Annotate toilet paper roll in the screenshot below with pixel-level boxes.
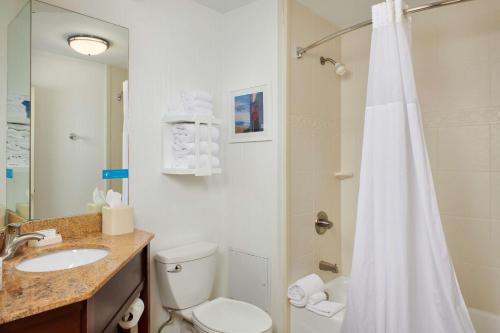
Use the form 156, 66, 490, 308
118, 298, 145, 329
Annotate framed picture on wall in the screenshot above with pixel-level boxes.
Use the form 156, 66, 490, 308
229, 84, 272, 143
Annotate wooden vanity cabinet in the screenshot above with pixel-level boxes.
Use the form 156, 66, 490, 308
0, 245, 150, 333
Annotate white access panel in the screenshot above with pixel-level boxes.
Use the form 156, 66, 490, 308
228, 248, 270, 313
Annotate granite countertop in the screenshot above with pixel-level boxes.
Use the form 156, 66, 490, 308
0, 229, 154, 324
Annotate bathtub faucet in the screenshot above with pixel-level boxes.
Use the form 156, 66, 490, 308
319, 261, 339, 274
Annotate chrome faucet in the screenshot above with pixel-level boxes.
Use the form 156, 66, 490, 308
1, 223, 45, 260
319, 260, 339, 274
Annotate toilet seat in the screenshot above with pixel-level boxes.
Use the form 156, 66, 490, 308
192, 297, 272, 333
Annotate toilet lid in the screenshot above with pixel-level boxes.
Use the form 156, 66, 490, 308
193, 298, 272, 333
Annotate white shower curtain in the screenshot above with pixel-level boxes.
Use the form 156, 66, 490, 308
341, 1, 475, 332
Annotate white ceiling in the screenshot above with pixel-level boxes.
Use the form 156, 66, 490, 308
297, 0, 432, 27
192, 0, 257, 13
31, 1, 128, 69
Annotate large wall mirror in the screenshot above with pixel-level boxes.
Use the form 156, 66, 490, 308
3, 1, 129, 225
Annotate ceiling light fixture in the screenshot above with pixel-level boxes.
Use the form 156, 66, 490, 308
67, 35, 109, 56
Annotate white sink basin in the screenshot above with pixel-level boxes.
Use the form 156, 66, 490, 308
16, 248, 110, 272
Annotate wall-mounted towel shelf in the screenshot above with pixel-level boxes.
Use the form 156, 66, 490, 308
162, 114, 222, 176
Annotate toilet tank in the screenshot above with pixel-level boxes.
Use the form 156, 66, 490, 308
155, 242, 218, 310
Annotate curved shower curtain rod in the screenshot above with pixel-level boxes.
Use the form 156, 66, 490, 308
296, 0, 476, 58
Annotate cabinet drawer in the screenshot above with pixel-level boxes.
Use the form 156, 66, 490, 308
0, 303, 84, 333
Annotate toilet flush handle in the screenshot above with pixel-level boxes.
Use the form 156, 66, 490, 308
167, 264, 183, 273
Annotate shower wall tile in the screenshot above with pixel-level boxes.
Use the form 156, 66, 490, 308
290, 122, 313, 174
415, 65, 441, 112
489, 62, 500, 106
313, 173, 338, 215
442, 216, 492, 266
487, 0, 500, 62
436, 171, 490, 219
288, 0, 341, 283
312, 123, 337, 174
435, 0, 490, 66
290, 253, 315, 283
411, 14, 439, 71
435, 61, 490, 110
455, 263, 498, 313
290, 213, 316, 259
290, 57, 313, 116
438, 125, 490, 172
441, 218, 462, 263
423, 127, 438, 171
493, 269, 500, 315
491, 223, 500, 268
290, 172, 314, 215
313, 66, 340, 121
422, 107, 500, 128
492, 125, 500, 171
492, 172, 500, 219
340, 222, 355, 275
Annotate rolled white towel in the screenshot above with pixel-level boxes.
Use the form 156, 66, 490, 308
168, 100, 213, 116
173, 154, 220, 169
173, 124, 220, 143
173, 142, 220, 155
288, 274, 324, 307
307, 292, 327, 306
183, 106, 213, 116
181, 90, 213, 103
306, 301, 344, 318
184, 100, 213, 110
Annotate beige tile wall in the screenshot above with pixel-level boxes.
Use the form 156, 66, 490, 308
288, 0, 342, 283
340, 0, 500, 314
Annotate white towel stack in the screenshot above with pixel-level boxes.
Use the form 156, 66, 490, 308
173, 155, 220, 169
181, 90, 213, 115
7, 93, 29, 120
173, 142, 220, 155
288, 274, 324, 307
171, 123, 220, 169
306, 297, 344, 318
172, 124, 219, 143
7, 124, 29, 167
169, 90, 214, 116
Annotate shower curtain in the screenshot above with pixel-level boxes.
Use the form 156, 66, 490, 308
341, 1, 475, 332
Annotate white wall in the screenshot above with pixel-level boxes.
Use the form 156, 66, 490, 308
36, 0, 284, 332
32, 50, 107, 219
27, 1, 225, 330
0, 0, 28, 209
220, 0, 284, 331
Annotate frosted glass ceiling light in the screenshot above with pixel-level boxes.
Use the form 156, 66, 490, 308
67, 35, 109, 56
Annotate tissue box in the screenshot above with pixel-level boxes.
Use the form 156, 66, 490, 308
102, 206, 134, 236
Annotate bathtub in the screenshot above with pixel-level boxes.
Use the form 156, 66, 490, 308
290, 276, 500, 333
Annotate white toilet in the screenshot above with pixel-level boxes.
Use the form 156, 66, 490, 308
155, 242, 273, 333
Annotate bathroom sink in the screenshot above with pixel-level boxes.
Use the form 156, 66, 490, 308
16, 248, 110, 272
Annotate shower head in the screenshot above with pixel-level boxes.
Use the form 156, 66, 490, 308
320, 56, 347, 76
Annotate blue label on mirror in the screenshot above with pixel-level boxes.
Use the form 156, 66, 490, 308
102, 169, 128, 179
6, 168, 13, 179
